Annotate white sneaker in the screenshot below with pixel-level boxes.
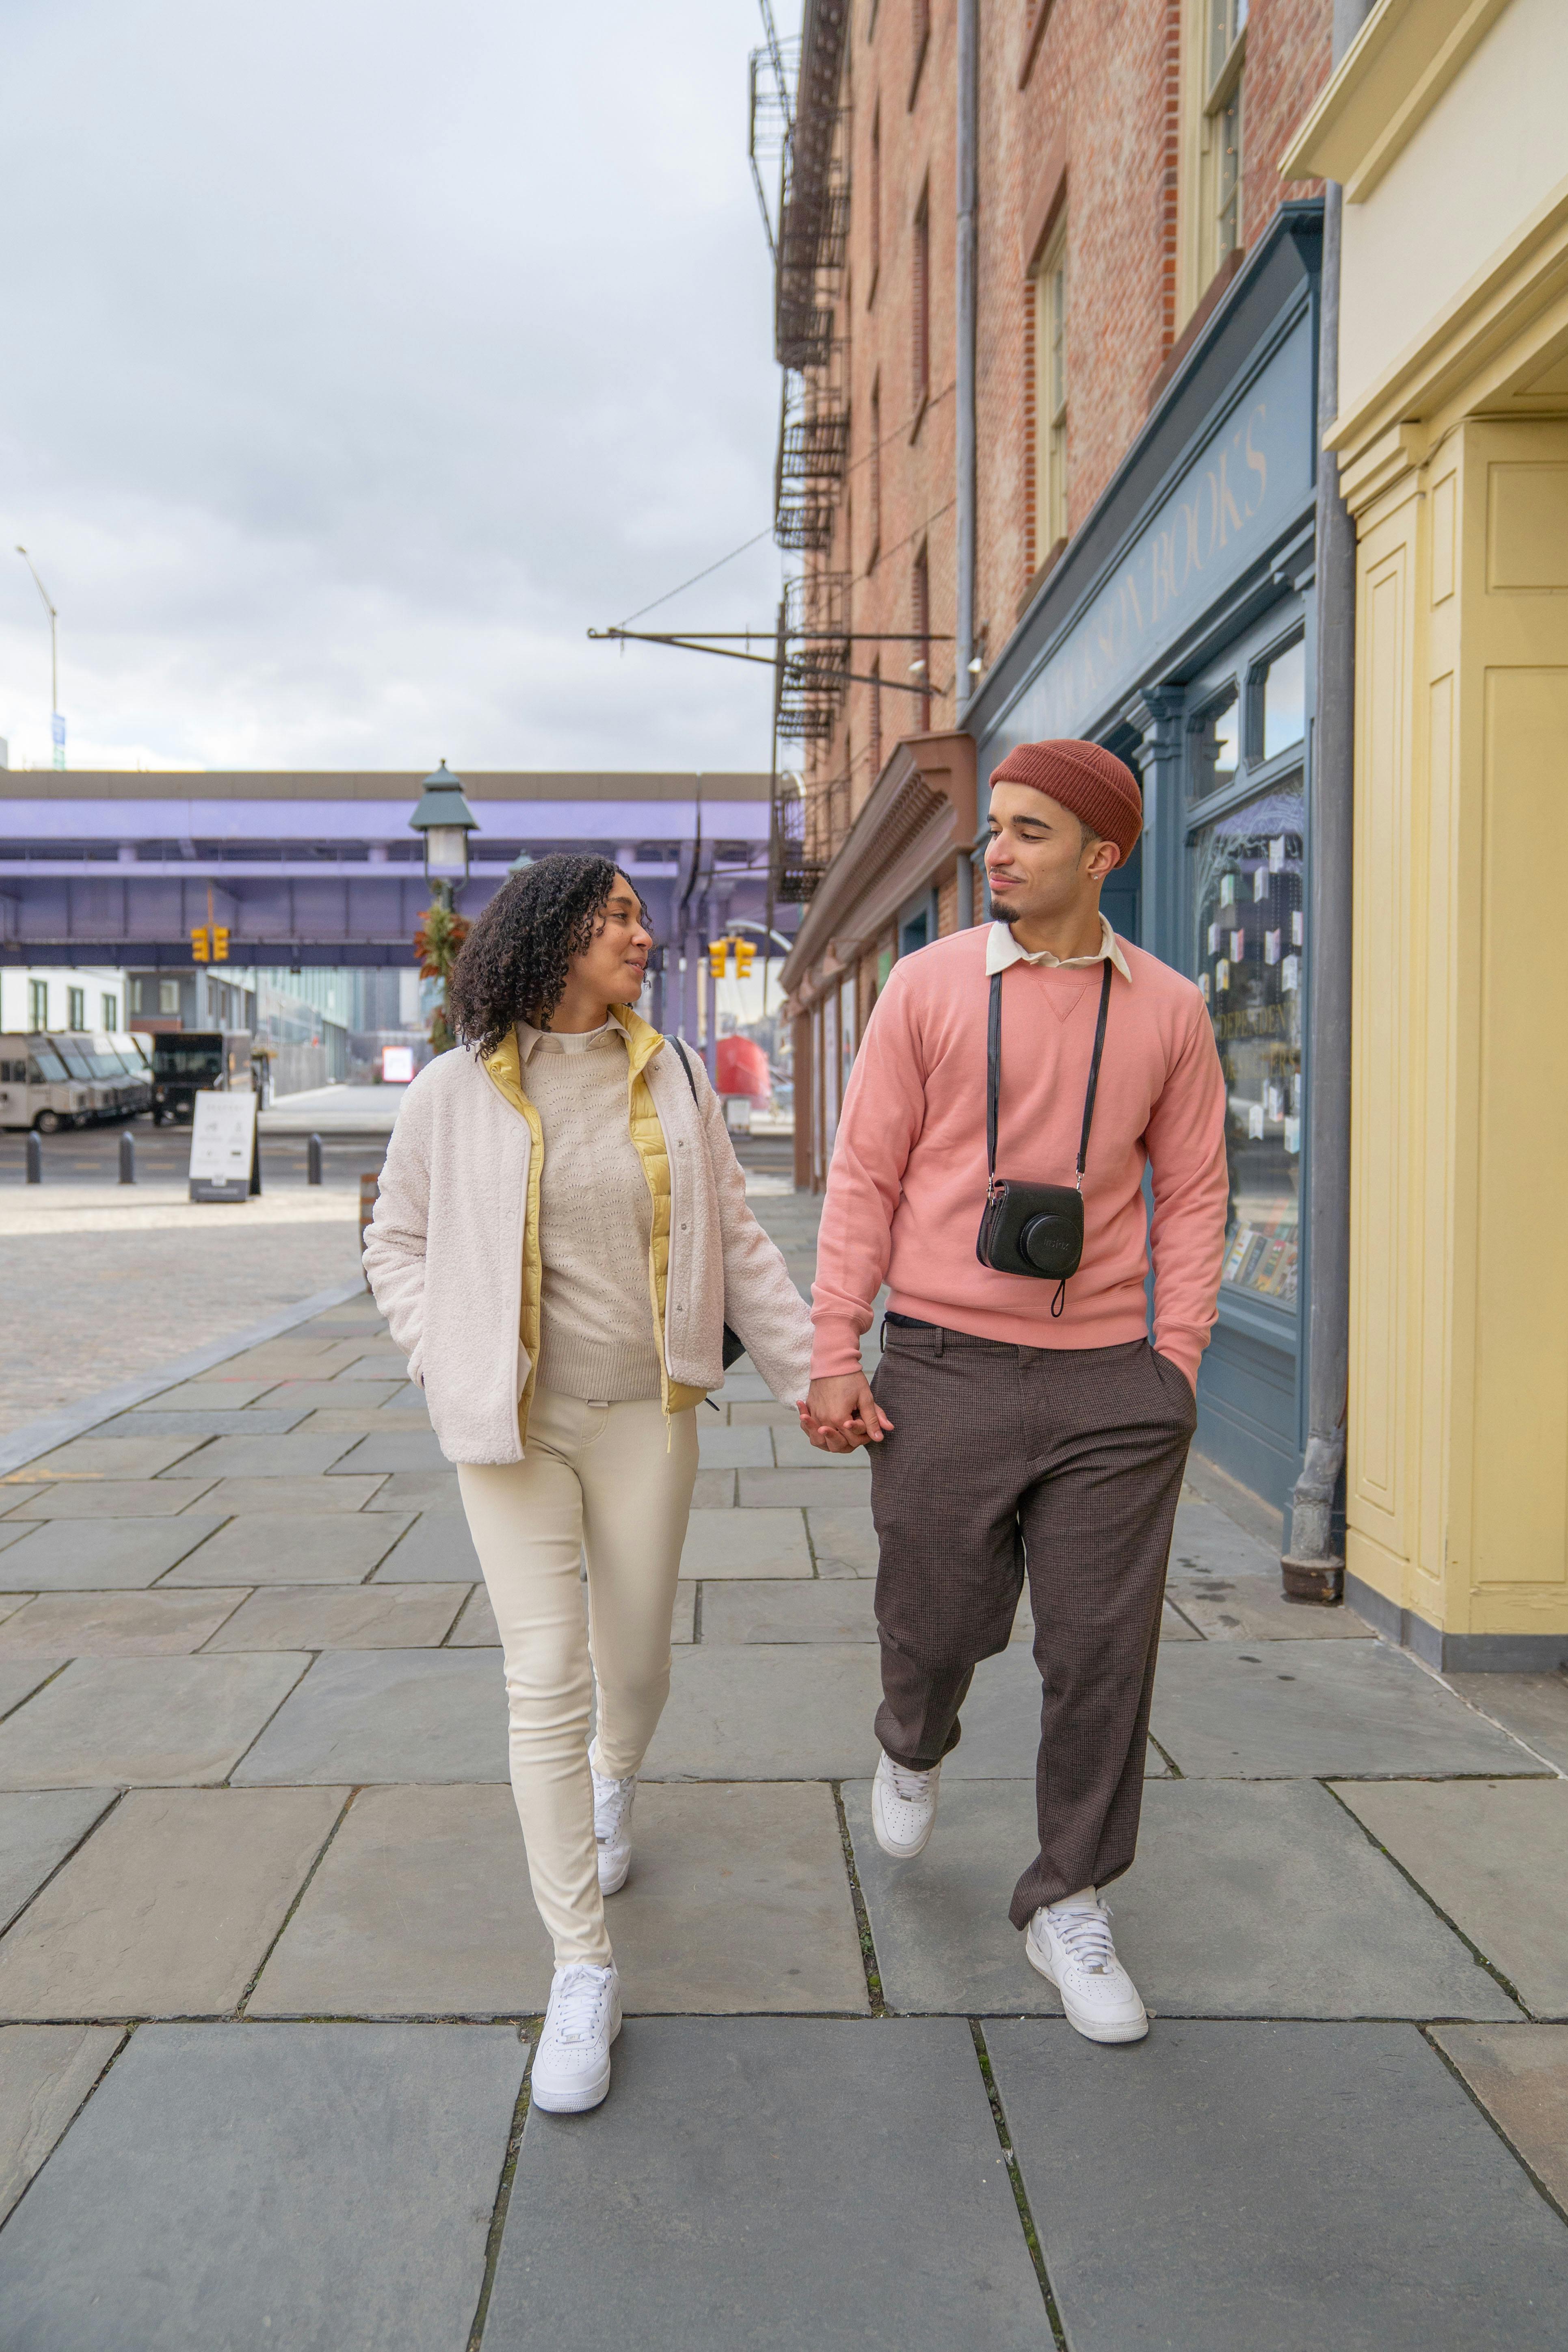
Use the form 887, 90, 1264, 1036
530, 1961, 622, 2114
1025, 1895, 1148, 2044
592, 1764, 636, 1895
871, 1750, 941, 1859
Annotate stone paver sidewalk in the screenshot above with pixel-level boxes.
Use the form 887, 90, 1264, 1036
0, 1185, 1565, 2347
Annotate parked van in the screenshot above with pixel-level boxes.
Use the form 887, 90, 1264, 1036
46, 1035, 123, 1125
150, 1031, 252, 1123
85, 1033, 152, 1119
0, 1037, 92, 1132
112, 1034, 154, 1116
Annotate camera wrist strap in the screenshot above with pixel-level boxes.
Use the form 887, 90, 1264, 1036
986, 955, 1114, 1193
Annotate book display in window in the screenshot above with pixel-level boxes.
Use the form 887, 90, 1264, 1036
1192, 784, 1304, 1309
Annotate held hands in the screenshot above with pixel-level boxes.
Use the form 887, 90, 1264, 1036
798, 1373, 895, 1454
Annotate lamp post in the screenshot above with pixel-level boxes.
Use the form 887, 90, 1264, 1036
409, 761, 478, 1056
15, 547, 63, 770
407, 759, 478, 908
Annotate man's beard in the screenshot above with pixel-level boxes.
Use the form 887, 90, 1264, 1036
995, 904, 1021, 926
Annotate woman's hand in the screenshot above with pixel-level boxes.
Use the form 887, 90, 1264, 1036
797, 1400, 860, 1453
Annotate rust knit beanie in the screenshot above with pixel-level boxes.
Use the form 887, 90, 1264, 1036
988, 738, 1143, 867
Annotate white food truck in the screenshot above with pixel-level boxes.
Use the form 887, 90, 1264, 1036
0, 1032, 154, 1131
0, 1037, 94, 1132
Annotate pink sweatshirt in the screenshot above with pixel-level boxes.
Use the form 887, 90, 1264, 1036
811, 926, 1230, 1389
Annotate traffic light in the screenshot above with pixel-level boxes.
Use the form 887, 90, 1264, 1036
212, 926, 231, 962
191, 926, 210, 962
733, 939, 756, 981
707, 938, 729, 980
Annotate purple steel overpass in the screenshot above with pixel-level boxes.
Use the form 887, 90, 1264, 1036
0, 772, 789, 986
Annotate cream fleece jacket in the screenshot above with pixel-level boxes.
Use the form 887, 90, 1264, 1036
364, 1030, 814, 1465
811, 925, 1229, 1388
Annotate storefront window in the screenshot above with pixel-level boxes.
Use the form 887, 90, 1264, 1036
1189, 688, 1240, 799
1261, 638, 1305, 760
1192, 783, 1305, 1309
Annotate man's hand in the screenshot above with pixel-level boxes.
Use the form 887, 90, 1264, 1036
802, 1372, 894, 1450
796, 1402, 858, 1453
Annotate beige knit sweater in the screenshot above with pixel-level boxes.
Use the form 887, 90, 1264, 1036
524, 1020, 662, 1402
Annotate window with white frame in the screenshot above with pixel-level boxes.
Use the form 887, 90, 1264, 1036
1200, 0, 1246, 279
1034, 216, 1068, 555
911, 184, 931, 413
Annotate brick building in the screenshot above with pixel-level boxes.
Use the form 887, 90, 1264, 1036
770, 0, 1341, 1519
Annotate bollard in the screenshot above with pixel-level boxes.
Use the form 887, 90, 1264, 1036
119, 1130, 136, 1186
25, 1132, 42, 1184
307, 1132, 323, 1186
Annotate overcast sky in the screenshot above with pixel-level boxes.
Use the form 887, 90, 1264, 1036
0, 0, 795, 775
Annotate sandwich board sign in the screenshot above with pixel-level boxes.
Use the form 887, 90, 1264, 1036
189, 1091, 260, 1203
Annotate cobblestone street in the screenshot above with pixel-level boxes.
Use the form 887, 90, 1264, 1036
0, 1127, 376, 1435
0, 1188, 1564, 2348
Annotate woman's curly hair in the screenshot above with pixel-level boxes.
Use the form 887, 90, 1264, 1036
448, 853, 643, 1057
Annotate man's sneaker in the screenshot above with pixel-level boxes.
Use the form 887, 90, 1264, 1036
591, 1765, 636, 1895
530, 1962, 622, 2113
1025, 1896, 1148, 2044
871, 1750, 941, 1859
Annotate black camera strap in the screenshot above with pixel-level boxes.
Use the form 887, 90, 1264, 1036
986, 955, 1114, 1194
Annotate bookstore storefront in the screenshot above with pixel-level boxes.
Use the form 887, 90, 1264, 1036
967, 206, 1324, 1515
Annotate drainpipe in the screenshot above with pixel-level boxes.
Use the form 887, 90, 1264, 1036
1281, 0, 1373, 1607
954, 0, 978, 713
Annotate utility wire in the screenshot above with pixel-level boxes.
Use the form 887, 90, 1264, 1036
616, 527, 775, 629
611, 382, 956, 631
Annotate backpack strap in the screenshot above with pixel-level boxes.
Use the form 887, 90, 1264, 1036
671, 1036, 699, 1103
667, 1037, 746, 1382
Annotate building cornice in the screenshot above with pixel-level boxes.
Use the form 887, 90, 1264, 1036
1279, 0, 1511, 202
1327, 175, 1568, 508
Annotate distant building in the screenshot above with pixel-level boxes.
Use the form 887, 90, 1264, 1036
0, 962, 129, 1037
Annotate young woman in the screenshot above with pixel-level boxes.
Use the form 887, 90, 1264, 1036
364, 855, 812, 2114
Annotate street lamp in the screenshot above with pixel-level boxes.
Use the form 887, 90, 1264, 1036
408, 759, 478, 902
15, 547, 63, 771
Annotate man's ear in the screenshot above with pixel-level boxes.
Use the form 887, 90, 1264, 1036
1086, 837, 1121, 884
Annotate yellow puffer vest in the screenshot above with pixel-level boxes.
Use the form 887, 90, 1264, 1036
480, 1006, 709, 1443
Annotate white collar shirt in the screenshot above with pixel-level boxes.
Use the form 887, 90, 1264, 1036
983, 913, 1132, 983
515, 1016, 622, 1065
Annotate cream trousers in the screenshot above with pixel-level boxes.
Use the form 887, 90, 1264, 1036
457, 1386, 699, 1967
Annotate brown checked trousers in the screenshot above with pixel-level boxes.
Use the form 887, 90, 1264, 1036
867, 1319, 1197, 1927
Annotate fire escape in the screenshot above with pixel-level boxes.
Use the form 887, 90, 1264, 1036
586, 2, 944, 923
752, 0, 852, 900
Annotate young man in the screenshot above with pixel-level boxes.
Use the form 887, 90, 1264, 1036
804, 738, 1228, 2043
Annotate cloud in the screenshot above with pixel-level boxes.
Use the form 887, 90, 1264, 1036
0, 0, 791, 772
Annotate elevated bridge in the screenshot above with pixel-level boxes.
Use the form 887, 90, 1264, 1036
0, 770, 785, 970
